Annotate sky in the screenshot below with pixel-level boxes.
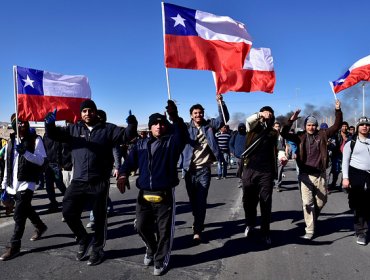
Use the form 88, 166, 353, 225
1, 0, 370, 128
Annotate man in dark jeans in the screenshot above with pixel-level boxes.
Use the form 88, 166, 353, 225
0, 114, 48, 261
45, 99, 137, 266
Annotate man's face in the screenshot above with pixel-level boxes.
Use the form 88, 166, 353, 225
220, 125, 227, 133
17, 121, 28, 137
81, 108, 97, 125
150, 122, 167, 138
349, 127, 355, 134
341, 124, 348, 133
305, 123, 317, 135
357, 123, 370, 135
191, 109, 204, 125
273, 123, 281, 131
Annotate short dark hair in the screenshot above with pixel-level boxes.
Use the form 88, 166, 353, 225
189, 104, 204, 114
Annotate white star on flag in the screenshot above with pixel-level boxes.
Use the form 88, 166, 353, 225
171, 14, 186, 27
22, 75, 35, 88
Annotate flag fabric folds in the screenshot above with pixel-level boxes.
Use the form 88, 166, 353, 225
330, 54, 370, 93
16, 66, 91, 122
215, 47, 275, 94
162, 2, 252, 72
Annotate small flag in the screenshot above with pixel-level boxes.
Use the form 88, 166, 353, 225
15, 66, 91, 122
215, 47, 275, 94
162, 3, 252, 72
330, 55, 370, 93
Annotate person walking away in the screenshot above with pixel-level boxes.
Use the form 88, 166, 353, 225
273, 121, 288, 192
229, 123, 247, 188
215, 124, 231, 179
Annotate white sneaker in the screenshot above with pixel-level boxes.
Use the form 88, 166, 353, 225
244, 226, 253, 237
153, 266, 165, 276
143, 254, 153, 266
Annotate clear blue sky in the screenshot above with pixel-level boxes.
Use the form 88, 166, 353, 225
1, 0, 370, 128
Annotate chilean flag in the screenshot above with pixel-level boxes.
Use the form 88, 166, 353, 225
16, 66, 91, 122
215, 47, 275, 94
330, 54, 370, 93
162, 3, 252, 72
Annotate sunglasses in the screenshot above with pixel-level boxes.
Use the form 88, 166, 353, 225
359, 123, 370, 127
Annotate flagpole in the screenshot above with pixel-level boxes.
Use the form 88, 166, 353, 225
161, 2, 171, 100
12, 66, 20, 142
362, 82, 366, 116
211, 72, 227, 124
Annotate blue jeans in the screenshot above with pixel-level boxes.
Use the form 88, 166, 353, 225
217, 152, 229, 178
184, 166, 211, 234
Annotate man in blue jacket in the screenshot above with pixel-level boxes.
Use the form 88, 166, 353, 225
44, 99, 137, 266
182, 94, 229, 242
117, 100, 188, 276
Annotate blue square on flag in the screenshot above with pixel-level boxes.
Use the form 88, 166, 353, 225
164, 3, 197, 36
17, 66, 44, 96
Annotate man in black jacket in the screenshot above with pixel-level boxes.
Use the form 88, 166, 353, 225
117, 100, 188, 276
45, 99, 137, 266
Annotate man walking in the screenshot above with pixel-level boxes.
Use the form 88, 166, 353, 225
44, 99, 137, 266
182, 94, 229, 242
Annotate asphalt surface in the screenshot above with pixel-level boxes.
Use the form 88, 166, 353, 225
1, 161, 370, 280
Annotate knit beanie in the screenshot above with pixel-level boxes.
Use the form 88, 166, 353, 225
259, 106, 274, 115
304, 116, 318, 126
148, 113, 168, 128
80, 99, 97, 112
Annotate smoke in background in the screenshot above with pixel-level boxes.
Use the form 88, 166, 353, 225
227, 82, 369, 131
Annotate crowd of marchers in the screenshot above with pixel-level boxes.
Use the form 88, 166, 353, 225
1, 96, 370, 276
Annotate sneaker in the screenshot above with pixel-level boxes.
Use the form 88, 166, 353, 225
86, 222, 95, 229
0, 247, 20, 261
215, 177, 221, 180
302, 233, 314, 240
30, 224, 48, 241
356, 234, 367, 245
76, 236, 93, 261
61, 217, 66, 222
275, 187, 281, 192
244, 226, 254, 237
193, 233, 201, 242
143, 253, 153, 266
153, 266, 165, 276
87, 248, 104, 266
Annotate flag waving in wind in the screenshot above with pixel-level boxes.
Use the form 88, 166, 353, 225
215, 47, 275, 94
330, 54, 370, 93
15, 66, 91, 122
162, 3, 252, 72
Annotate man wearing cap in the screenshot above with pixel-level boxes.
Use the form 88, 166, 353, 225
117, 100, 188, 276
0, 114, 48, 261
241, 106, 278, 245
44, 99, 137, 266
182, 94, 229, 243
281, 99, 342, 240
342, 116, 370, 245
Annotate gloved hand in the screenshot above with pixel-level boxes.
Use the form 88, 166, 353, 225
16, 143, 26, 155
166, 99, 178, 121
45, 109, 57, 124
126, 110, 138, 125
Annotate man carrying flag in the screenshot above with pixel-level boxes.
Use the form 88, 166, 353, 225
44, 100, 137, 266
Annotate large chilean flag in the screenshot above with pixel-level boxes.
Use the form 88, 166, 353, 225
162, 3, 252, 72
16, 66, 91, 122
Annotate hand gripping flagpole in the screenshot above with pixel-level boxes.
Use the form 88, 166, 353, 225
161, 2, 171, 100
212, 72, 227, 124
12, 66, 20, 142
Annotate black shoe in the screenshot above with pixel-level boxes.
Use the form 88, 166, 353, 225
356, 234, 367, 245
30, 224, 48, 241
87, 248, 104, 266
76, 236, 93, 261
0, 246, 20, 261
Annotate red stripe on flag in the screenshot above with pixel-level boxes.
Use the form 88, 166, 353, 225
17, 95, 87, 122
165, 35, 251, 72
216, 69, 275, 94
333, 64, 370, 93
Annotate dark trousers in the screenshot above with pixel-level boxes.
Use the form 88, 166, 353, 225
62, 179, 109, 250
136, 189, 175, 269
275, 161, 285, 188
10, 189, 45, 248
45, 164, 66, 205
184, 166, 211, 234
348, 166, 370, 236
242, 168, 274, 235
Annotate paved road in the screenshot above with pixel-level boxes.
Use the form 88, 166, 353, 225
1, 161, 369, 280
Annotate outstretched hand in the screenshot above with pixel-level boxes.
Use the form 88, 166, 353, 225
126, 110, 138, 125
290, 109, 301, 122
45, 109, 57, 124
335, 99, 341, 110
166, 99, 178, 121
